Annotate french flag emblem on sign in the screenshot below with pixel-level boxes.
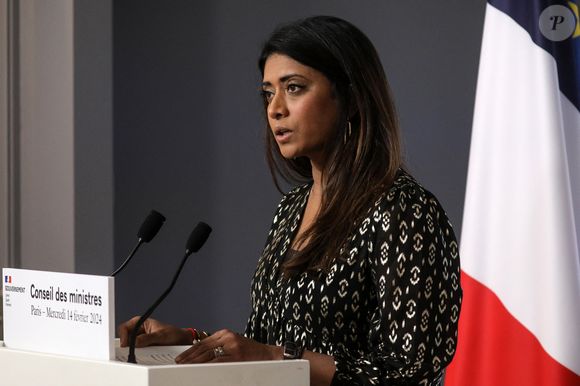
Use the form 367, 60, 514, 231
4, 275, 10, 284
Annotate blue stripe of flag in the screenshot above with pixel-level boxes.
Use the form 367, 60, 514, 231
489, 0, 580, 111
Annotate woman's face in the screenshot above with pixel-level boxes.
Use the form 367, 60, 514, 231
261, 54, 341, 164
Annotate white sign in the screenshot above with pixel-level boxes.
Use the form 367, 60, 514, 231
2, 268, 114, 360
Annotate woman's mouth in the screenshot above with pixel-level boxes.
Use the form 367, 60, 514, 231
274, 128, 293, 142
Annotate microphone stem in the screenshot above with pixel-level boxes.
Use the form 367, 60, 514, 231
111, 239, 143, 277
128, 252, 191, 364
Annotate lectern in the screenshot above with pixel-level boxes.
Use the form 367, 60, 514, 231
0, 341, 309, 386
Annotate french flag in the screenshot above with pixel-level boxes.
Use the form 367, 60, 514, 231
445, 1, 580, 385
4, 275, 11, 284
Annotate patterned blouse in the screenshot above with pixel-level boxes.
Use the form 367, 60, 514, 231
245, 170, 462, 386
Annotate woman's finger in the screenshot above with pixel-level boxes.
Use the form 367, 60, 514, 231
118, 316, 143, 347
176, 344, 216, 364
175, 333, 229, 363
175, 343, 198, 362
134, 330, 166, 348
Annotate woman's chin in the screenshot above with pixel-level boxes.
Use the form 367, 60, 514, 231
278, 147, 301, 160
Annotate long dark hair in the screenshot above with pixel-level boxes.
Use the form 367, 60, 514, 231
259, 16, 403, 275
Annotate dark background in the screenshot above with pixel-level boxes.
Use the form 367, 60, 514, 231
113, 0, 486, 333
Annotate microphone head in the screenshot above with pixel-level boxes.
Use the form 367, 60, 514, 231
185, 222, 212, 255
137, 210, 166, 243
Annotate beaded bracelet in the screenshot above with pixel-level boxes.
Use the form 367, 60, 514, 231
185, 328, 210, 343
185, 328, 198, 342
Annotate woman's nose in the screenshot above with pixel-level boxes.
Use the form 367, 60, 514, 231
268, 92, 288, 120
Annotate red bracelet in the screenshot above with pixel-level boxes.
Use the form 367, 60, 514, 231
185, 328, 198, 342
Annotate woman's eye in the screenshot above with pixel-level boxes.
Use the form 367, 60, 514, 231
261, 90, 274, 103
287, 84, 303, 93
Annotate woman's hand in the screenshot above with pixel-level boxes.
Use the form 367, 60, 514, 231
175, 329, 281, 364
118, 316, 192, 348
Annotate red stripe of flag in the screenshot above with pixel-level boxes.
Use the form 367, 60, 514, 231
446, 271, 580, 386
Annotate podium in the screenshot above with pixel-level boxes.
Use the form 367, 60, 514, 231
0, 341, 310, 386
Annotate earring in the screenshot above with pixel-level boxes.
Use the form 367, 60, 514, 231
343, 120, 352, 144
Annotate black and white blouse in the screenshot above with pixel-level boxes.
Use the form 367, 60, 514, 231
245, 170, 462, 386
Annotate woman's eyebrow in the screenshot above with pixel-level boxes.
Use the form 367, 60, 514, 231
261, 73, 307, 87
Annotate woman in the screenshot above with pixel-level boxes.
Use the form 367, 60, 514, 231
119, 16, 462, 386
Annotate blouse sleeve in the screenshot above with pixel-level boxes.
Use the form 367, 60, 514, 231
331, 184, 462, 385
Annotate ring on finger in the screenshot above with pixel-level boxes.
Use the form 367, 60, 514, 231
213, 346, 225, 358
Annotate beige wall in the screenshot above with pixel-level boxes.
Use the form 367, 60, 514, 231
0, 0, 12, 272
0, 0, 113, 274
18, 0, 76, 272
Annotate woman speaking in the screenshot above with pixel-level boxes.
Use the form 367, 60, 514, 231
119, 16, 462, 386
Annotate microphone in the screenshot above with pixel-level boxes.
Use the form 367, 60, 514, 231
128, 222, 212, 364
110, 210, 166, 277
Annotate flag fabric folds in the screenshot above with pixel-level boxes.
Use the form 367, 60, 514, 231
445, 1, 580, 385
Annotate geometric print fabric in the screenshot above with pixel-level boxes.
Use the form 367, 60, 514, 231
245, 170, 462, 385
